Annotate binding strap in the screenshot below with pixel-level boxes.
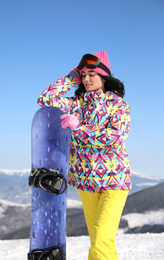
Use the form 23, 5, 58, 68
28, 245, 65, 260
29, 167, 67, 194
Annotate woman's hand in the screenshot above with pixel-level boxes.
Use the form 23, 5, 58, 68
60, 114, 80, 130
69, 67, 81, 84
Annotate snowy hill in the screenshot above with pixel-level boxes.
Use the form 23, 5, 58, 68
0, 198, 85, 240
0, 169, 164, 240
0, 199, 31, 240
0, 170, 30, 204
1, 234, 164, 260
131, 171, 164, 193
0, 169, 163, 204
0, 183, 164, 240
121, 182, 164, 233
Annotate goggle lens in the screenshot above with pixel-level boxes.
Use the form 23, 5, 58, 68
77, 54, 100, 70
86, 60, 97, 65
77, 53, 111, 76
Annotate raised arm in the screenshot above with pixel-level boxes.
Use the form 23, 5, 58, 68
37, 68, 81, 113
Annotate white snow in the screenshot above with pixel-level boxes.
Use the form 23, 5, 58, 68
0, 234, 164, 260
122, 210, 164, 229
0, 199, 30, 208
67, 199, 82, 208
135, 182, 159, 187
0, 199, 29, 218
132, 171, 164, 181
0, 169, 29, 176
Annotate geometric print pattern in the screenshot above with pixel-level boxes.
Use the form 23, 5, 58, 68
37, 74, 132, 192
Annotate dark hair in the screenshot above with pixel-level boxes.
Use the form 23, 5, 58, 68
74, 74, 125, 98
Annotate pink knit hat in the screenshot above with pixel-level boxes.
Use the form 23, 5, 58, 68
79, 50, 111, 76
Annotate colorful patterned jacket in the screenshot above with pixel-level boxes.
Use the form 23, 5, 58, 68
37, 75, 132, 192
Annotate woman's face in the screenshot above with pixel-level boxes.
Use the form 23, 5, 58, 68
81, 69, 105, 93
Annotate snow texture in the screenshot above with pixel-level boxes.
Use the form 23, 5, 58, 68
122, 210, 164, 229
0, 234, 164, 260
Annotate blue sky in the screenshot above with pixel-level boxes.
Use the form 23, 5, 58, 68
0, 0, 164, 178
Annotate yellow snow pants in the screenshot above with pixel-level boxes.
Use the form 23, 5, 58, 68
78, 189, 129, 260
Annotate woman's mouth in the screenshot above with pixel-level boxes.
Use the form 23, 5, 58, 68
85, 84, 92, 88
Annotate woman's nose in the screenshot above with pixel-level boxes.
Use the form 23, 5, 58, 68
84, 75, 89, 82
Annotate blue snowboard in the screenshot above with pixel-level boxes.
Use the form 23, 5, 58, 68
29, 107, 71, 259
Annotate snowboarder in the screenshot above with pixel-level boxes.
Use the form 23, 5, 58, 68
37, 50, 131, 260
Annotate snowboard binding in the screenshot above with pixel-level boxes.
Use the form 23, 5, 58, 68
29, 167, 67, 195
28, 245, 65, 260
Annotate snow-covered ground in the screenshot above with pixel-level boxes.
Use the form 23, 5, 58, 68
0, 233, 164, 260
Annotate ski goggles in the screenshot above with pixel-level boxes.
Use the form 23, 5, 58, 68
77, 54, 111, 75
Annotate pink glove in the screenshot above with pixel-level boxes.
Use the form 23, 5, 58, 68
69, 67, 81, 84
60, 114, 80, 130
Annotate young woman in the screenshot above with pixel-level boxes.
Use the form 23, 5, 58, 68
37, 51, 131, 260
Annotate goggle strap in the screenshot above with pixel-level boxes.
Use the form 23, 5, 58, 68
77, 60, 111, 76
98, 62, 111, 76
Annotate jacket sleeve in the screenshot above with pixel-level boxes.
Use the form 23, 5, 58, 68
37, 75, 77, 113
72, 102, 131, 148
